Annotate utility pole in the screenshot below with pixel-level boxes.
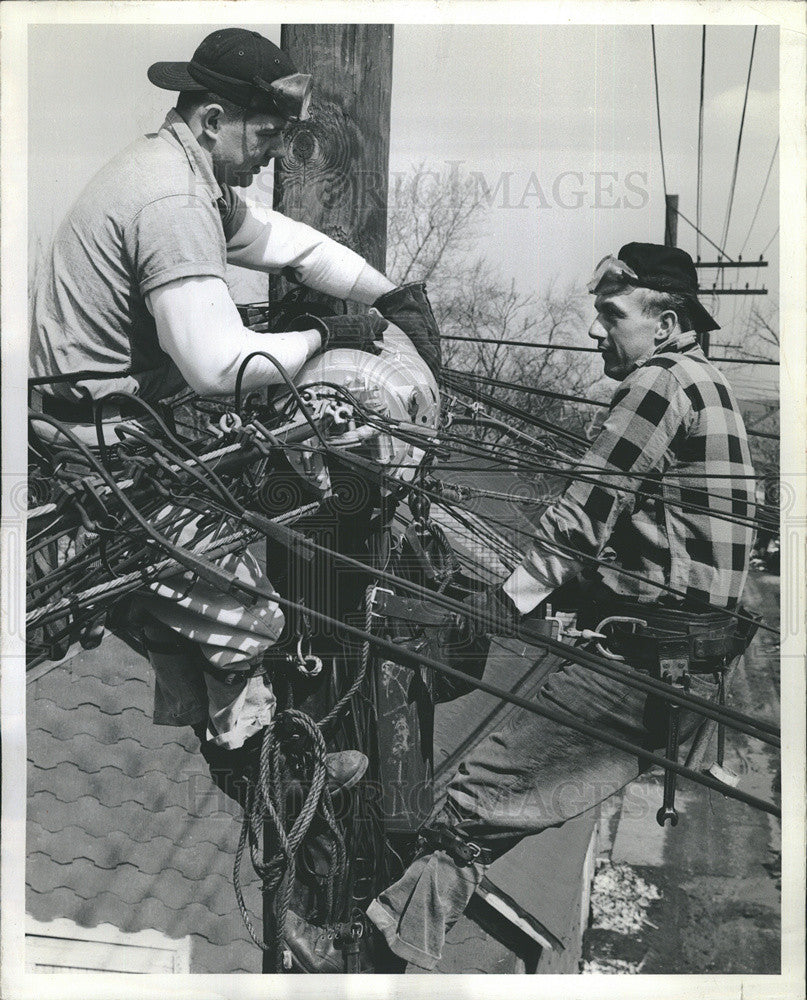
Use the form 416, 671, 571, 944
664, 194, 679, 251
273, 25, 394, 299
261, 24, 395, 973
665, 193, 769, 357
665, 193, 712, 355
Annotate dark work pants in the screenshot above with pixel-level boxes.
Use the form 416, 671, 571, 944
367, 651, 722, 969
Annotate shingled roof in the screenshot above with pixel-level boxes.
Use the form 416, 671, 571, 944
27, 633, 263, 973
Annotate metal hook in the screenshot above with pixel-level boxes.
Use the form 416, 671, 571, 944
594, 616, 648, 661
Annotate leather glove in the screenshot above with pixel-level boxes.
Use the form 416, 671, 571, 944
284, 312, 388, 355
454, 584, 520, 641
372, 282, 442, 378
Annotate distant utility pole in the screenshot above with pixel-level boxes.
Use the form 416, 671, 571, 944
664, 194, 679, 250
664, 193, 768, 358
272, 25, 394, 308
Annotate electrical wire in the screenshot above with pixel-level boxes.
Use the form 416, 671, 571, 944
720, 26, 759, 253
739, 139, 779, 256
651, 26, 668, 200
244, 589, 783, 817
696, 26, 706, 260
674, 207, 735, 262
761, 227, 779, 256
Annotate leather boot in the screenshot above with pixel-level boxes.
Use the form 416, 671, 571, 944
283, 909, 406, 973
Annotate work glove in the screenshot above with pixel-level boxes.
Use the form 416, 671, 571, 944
284, 312, 388, 356
454, 584, 521, 641
372, 282, 442, 378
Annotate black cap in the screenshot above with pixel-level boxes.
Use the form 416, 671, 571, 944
618, 242, 720, 333
148, 28, 302, 118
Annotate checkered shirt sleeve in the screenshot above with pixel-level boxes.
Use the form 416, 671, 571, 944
504, 348, 756, 613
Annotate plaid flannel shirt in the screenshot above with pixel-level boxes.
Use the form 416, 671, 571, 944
504, 331, 756, 613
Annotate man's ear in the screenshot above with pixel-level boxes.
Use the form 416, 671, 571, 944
654, 309, 678, 341
200, 103, 225, 139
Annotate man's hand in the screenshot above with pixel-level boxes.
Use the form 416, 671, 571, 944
372, 282, 442, 378
455, 584, 521, 640
284, 312, 388, 355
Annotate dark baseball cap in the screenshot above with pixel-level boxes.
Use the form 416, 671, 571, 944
148, 28, 312, 121
617, 242, 720, 333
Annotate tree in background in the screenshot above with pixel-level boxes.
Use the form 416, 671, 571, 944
386, 164, 607, 446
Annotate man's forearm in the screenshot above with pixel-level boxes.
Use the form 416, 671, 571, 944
347, 262, 395, 304
148, 275, 324, 396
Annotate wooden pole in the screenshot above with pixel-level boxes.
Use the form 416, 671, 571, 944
272, 25, 394, 308
262, 25, 395, 973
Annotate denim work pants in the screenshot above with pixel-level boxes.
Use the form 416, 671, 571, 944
367, 650, 721, 969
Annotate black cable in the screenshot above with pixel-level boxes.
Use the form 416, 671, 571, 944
651, 25, 668, 200
445, 334, 599, 354
25, 422, 779, 744
720, 26, 758, 253
697, 26, 706, 260
443, 367, 780, 433
258, 432, 779, 639
674, 208, 735, 262
444, 366, 610, 409
234, 350, 329, 451
262, 592, 781, 817
33, 448, 775, 750
443, 335, 777, 368
443, 372, 588, 447
739, 139, 779, 256
94, 391, 239, 510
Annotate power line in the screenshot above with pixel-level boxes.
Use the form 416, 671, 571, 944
674, 207, 735, 262
739, 138, 779, 255
761, 226, 779, 255
719, 26, 758, 253
443, 335, 778, 368
651, 26, 668, 199
696, 26, 706, 259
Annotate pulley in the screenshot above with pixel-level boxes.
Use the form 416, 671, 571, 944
283, 323, 440, 495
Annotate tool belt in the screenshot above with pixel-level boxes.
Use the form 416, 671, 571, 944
30, 388, 154, 424
582, 600, 760, 677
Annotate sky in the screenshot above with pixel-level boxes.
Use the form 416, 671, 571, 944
28, 21, 779, 398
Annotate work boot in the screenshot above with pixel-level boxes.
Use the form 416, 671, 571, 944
324, 750, 368, 793
283, 909, 406, 973
284, 750, 369, 803
283, 909, 344, 973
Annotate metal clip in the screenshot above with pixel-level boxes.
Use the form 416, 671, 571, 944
219, 411, 242, 433
296, 636, 322, 676
594, 616, 648, 661
367, 585, 393, 620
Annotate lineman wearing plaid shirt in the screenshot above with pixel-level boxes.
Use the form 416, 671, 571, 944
347, 244, 756, 971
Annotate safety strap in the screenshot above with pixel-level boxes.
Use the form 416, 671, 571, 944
418, 822, 494, 866
199, 657, 268, 687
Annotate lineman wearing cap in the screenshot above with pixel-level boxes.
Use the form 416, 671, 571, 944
29, 29, 440, 789
283, 243, 758, 971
